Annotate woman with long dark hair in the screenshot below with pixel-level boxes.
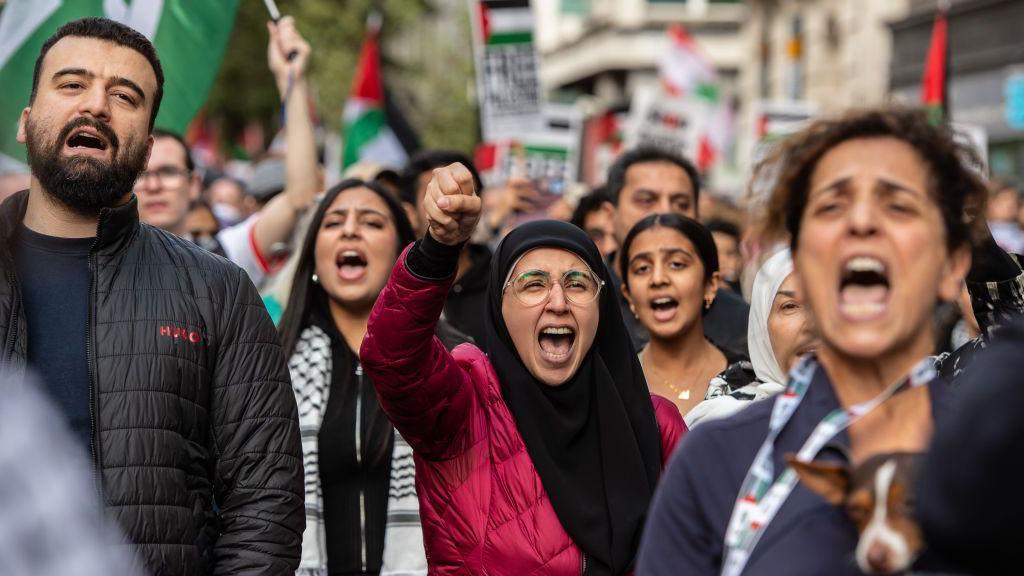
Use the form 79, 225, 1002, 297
619, 214, 747, 417
359, 163, 685, 575
279, 179, 434, 576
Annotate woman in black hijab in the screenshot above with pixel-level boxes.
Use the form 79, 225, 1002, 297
360, 163, 686, 575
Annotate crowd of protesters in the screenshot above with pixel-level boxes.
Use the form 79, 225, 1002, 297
1, 13, 1023, 576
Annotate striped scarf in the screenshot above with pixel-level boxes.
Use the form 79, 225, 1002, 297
289, 325, 426, 576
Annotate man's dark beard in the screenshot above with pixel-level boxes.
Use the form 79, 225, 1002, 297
25, 116, 149, 215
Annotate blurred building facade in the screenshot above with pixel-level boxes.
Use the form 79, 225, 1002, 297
734, 0, 911, 180
889, 0, 1024, 184
535, 0, 746, 104
533, 0, 748, 190
513, 0, 1024, 192
531, 0, 920, 194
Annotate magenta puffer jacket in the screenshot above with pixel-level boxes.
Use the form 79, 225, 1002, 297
361, 252, 687, 575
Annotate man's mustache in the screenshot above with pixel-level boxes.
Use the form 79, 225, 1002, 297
57, 116, 120, 155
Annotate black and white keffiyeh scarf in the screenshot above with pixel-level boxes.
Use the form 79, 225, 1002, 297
289, 325, 426, 576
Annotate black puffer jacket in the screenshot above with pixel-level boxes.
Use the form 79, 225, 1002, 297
0, 191, 304, 575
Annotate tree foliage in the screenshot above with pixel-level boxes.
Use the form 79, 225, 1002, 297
206, 0, 479, 157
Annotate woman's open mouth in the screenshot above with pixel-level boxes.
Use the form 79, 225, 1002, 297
538, 325, 576, 364
336, 249, 368, 281
838, 256, 889, 321
649, 296, 680, 323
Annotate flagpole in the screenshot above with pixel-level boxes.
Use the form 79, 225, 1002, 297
262, 0, 299, 61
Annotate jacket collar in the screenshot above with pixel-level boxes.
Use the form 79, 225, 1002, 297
1, 189, 140, 255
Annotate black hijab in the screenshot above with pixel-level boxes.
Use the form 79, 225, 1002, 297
484, 220, 663, 575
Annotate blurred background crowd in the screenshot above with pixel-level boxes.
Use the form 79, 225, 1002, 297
1, 1, 1024, 573
4, 0, 1021, 355
0, 0, 1019, 303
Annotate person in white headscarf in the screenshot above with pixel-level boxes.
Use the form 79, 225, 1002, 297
684, 249, 818, 428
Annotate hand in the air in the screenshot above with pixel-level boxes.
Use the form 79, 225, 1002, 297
424, 163, 482, 246
267, 16, 310, 93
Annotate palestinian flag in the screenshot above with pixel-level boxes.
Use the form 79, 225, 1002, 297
475, 0, 534, 46
341, 17, 418, 169
659, 24, 732, 171
0, 0, 239, 166
921, 7, 948, 125
659, 24, 716, 96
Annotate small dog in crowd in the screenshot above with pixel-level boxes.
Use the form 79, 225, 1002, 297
788, 452, 923, 575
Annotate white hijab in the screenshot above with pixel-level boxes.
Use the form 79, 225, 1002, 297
747, 248, 794, 386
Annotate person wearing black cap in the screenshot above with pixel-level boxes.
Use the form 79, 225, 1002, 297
620, 214, 748, 417
360, 163, 685, 575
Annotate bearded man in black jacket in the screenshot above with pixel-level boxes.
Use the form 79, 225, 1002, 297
0, 18, 303, 575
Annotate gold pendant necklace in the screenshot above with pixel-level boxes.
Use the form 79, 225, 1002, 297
642, 347, 715, 403
664, 380, 691, 401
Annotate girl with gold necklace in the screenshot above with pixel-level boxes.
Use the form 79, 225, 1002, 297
621, 213, 748, 416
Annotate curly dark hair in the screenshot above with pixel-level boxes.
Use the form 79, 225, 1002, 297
761, 107, 988, 252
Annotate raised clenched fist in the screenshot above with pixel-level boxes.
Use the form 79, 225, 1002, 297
424, 163, 482, 246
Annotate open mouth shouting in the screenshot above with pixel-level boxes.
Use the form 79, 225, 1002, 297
537, 324, 576, 365
336, 249, 368, 282
64, 127, 110, 158
649, 296, 680, 323
839, 255, 890, 322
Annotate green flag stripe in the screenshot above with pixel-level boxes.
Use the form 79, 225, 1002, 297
486, 31, 533, 45
523, 145, 568, 158
0, 0, 238, 163
151, 0, 239, 134
343, 108, 387, 168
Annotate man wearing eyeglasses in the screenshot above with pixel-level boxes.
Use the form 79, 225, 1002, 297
135, 16, 318, 290
135, 129, 199, 236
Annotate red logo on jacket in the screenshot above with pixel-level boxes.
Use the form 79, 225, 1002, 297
159, 325, 202, 344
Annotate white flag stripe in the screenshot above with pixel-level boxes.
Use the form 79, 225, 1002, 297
342, 98, 371, 123
0, 0, 61, 70
660, 43, 715, 93
359, 128, 408, 168
487, 8, 534, 34
103, 0, 164, 39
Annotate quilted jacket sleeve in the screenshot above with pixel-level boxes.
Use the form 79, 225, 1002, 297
211, 265, 304, 574
360, 246, 478, 461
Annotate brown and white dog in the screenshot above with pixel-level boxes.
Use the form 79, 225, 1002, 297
787, 452, 923, 575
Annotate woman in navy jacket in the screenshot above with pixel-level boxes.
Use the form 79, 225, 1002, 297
637, 108, 988, 575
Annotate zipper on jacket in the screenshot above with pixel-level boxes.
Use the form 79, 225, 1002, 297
581, 551, 587, 576
3, 267, 20, 363
356, 361, 367, 572
87, 231, 102, 499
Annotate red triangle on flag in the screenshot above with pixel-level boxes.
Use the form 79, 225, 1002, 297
921, 9, 947, 110
477, 2, 492, 45
351, 26, 383, 104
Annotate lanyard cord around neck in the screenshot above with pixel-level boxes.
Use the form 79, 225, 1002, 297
720, 355, 937, 576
